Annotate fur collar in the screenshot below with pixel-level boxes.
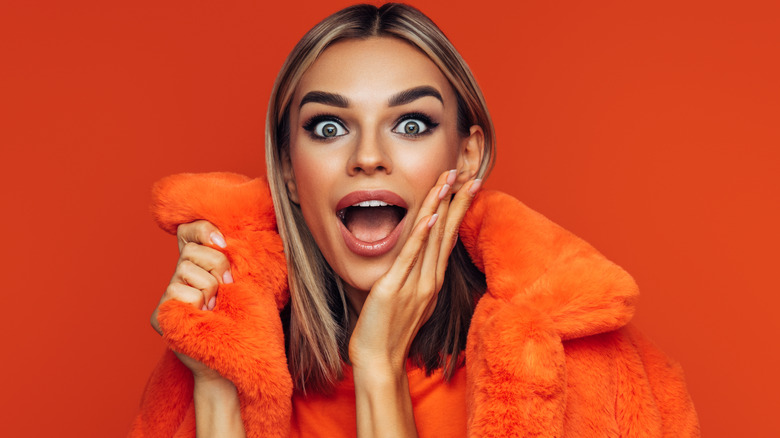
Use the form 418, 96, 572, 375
149, 172, 638, 437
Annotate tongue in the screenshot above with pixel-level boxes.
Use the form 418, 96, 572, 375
345, 207, 400, 242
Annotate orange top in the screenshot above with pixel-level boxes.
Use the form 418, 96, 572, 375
291, 362, 467, 438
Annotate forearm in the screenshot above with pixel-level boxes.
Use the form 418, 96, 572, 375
193, 375, 246, 438
354, 367, 418, 438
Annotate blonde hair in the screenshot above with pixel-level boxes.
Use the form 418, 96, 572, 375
265, 3, 495, 393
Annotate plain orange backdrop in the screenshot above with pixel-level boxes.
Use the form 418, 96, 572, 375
1, 0, 778, 436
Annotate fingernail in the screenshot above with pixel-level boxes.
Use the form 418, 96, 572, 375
210, 232, 227, 249
438, 184, 451, 200
201, 304, 208, 311
446, 169, 457, 186
207, 296, 216, 311
427, 214, 439, 228
469, 179, 483, 195
223, 270, 234, 284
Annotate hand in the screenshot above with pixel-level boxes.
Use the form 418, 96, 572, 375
348, 169, 482, 374
150, 219, 233, 378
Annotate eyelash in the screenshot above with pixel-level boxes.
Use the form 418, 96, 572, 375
301, 112, 440, 140
393, 112, 439, 137
302, 114, 347, 140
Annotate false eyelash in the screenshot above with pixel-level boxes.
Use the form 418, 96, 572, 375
302, 114, 346, 132
397, 112, 440, 129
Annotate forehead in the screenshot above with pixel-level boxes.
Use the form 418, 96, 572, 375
294, 37, 455, 105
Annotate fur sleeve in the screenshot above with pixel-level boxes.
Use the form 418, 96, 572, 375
129, 173, 292, 438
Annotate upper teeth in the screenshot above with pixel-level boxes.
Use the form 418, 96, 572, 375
352, 200, 391, 207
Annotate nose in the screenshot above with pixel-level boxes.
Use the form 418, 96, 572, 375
347, 130, 392, 176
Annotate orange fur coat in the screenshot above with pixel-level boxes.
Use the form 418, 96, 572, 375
129, 172, 700, 437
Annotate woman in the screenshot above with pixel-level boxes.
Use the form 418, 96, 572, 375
130, 3, 699, 437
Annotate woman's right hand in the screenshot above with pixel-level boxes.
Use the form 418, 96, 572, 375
150, 219, 233, 378
150, 220, 246, 437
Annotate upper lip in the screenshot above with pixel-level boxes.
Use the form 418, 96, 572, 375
335, 190, 409, 212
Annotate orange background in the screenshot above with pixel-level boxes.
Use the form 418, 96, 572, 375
1, 0, 778, 436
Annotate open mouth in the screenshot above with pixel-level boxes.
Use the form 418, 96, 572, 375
335, 190, 409, 257
338, 201, 408, 243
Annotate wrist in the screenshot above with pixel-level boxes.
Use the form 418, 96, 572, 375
353, 364, 418, 437
193, 373, 238, 400
352, 359, 405, 387
192, 374, 246, 438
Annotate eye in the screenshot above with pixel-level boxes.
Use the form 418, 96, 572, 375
303, 116, 348, 139
393, 113, 438, 136
312, 120, 347, 138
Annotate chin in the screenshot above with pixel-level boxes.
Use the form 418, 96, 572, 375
338, 253, 398, 294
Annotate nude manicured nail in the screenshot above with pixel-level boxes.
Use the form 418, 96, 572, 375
223, 270, 234, 284
210, 232, 227, 249
207, 296, 216, 311
427, 214, 439, 228
446, 169, 457, 186
469, 179, 483, 195
438, 184, 451, 200
201, 304, 208, 311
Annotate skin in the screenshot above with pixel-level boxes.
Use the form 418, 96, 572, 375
151, 37, 484, 437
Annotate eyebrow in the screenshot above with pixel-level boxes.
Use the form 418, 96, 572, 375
298, 86, 444, 110
388, 86, 443, 107
299, 91, 350, 109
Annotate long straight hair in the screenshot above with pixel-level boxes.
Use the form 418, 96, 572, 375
266, 3, 495, 394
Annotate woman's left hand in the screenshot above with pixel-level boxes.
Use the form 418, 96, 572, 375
349, 169, 480, 437
348, 169, 482, 374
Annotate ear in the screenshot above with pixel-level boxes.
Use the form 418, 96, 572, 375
454, 125, 485, 190
281, 148, 299, 204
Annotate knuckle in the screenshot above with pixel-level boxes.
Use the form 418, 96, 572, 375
176, 259, 195, 276
165, 282, 182, 297
205, 275, 219, 293
180, 241, 200, 257
165, 283, 200, 305
195, 220, 216, 241
216, 253, 230, 270
176, 223, 187, 240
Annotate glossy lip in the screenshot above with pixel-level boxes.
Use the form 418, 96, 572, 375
336, 190, 409, 211
336, 190, 409, 257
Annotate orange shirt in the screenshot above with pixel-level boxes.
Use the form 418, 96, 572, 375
291, 362, 467, 437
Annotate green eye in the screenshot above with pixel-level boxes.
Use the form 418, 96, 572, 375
321, 123, 337, 137
395, 119, 428, 136
312, 120, 347, 138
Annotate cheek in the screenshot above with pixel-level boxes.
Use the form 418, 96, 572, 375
397, 135, 460, 185
288, 142, 343, 237
289, 135, 339, 200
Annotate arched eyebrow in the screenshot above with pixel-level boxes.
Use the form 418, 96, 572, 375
298, 86, 443, 109
388, 86, 443, 107
299, 91, 350, 109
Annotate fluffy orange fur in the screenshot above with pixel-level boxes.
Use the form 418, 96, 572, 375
129, 172, 699, 437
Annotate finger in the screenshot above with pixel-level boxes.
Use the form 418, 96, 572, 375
436, 178, 482, 275
412, 169, 454, 224
393, 169, 454, 292
172, 260, 220, 310
179, 241, 233, 285
177, 220, 226, 252
377, 213, 437, 292
372, 169, 452, 295
150, 282, 208, 335
420, 177, 454, 289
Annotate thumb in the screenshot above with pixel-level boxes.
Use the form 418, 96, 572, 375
176, 220, 226, 253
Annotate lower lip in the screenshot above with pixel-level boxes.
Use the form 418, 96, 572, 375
338, 215, 407, 257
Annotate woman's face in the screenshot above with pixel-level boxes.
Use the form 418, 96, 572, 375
285, 37, 482, 294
